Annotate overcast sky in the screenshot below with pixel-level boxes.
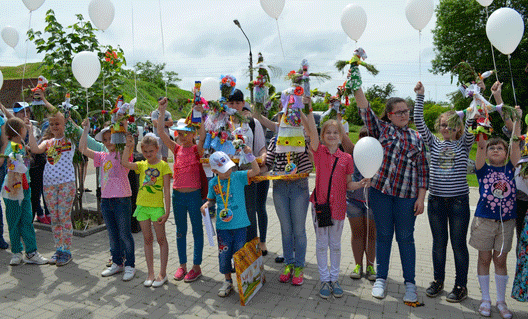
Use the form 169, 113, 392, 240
0, 0, 478, 103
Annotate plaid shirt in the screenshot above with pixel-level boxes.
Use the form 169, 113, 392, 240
360, 106, 428, 198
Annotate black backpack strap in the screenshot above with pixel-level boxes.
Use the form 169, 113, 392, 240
249, 117, 255, 149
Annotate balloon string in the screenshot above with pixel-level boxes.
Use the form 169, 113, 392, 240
158, 0, 168, 97
21, 11, 33, 102
86, 88, 89, 116
363, 185, 374, 265
275, 19, 285, 59
131, 1, 138, 100
508, 55, 517, 105
418, 30, 422, 82
102, 72, 105, 111
485, 7, 500, 82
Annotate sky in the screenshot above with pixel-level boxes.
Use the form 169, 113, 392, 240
0, 0, 475, 103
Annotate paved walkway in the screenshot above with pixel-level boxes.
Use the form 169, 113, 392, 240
0, 169, 526, 319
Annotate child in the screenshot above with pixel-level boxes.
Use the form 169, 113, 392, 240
346, 126, 377, 282
29, 111, 75, 266
2, 118, 48, 265
121, 133, 172, 287
302, 111, 366, 299
200, 149, 260, 297
471, 110, 521, 318
156, 98, 205, 283
79, 119, 136, 281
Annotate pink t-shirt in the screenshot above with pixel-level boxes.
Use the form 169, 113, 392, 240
310, 144, 354, 220
173, 144, 201, 190
93, 152, 132, 198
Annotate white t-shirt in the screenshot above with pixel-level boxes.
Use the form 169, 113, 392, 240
43, 137, 76, 186
233, 119, 266, 156
151, 110, 172, 136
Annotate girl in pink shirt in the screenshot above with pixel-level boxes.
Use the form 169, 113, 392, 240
156, 98, 206, 283
301, 113, 369, 299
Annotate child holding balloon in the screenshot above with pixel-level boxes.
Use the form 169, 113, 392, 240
301, 108, 367, 299
28, 111, 76, 266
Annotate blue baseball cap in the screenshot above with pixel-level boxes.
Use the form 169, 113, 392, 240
13, 102, 31, 113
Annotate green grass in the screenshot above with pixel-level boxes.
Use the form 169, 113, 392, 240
0, 63, 43, 79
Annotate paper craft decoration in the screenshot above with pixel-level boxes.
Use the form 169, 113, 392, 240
31, 75, 48, 106
233, 237, 265, 306
1, 142, 29, 205
110, 95, 136, 152
248, 53, 276, 113
335, 47, 379, 94
186, 81, 209, 128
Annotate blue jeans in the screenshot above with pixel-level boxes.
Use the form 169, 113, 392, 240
0, 162, 6, 242
101, 197, 135, 267
370, 187, 417, 284
217, 228, 246, 274
247, 180, 269, 243
172, 189, 204, 265
427, 194, 470, 287
273, 178, 310, 267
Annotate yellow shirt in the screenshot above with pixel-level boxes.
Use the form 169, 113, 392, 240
135, 160, 172, 207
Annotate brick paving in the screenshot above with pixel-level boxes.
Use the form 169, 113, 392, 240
0, 170, 526, 318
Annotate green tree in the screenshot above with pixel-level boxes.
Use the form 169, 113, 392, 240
134, 61, 181, 90
365, 83, 396, 102
431, 0, 528, 109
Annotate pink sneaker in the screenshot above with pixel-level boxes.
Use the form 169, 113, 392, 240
37, 215, 50, 224
279, 264, 294, 283
184, 269, 202, 283
173, 267, 187, 281
291, 267, 304, 286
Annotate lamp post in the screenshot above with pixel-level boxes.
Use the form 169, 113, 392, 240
233, 19, 254, 104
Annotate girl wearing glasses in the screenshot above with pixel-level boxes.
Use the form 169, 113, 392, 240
353, 76, 428, 304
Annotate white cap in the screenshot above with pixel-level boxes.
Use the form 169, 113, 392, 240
209, 151, 236, 174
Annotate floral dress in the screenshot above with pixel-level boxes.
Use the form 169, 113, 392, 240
512, 212, 528, 301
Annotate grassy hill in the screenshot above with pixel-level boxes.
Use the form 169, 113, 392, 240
0, 63, 43, 79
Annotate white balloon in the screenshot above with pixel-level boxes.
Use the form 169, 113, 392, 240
353, 136, 383, 178
260, 0, 285, 20
0, 70, 3, 90
486, 7, 524, 55
200, 77, 220, 101
22, 0, 45, 11
72, 51, 101, 88
341, 4, 367, 42
1, 26, 19, 48
405, 0, 434, 31
476, 0, 493, 7
88, 0, 115, 31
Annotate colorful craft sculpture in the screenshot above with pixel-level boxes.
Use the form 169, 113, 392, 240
1, 142, 29, 205
110, 95, 136, 152
335, 48, 379, 94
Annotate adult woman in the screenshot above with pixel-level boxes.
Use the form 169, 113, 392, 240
414, 81, 476, 303
354, 83, 428, 303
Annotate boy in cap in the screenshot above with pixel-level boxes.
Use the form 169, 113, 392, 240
201, 149, 260, 297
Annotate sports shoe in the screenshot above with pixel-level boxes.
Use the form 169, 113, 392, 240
102, 263, 124, 277
24, 252, 48, 265
372, 278, 387, 299
173, 267, 187, 281
48, 251, 60, 265
279, 264, 294, 283
106, 258, 113, 267
56, 252, 72, 267
446, 285, 467, 303
291, 267, 304, 286
184, 269, 202, 283
350, 264, 362, 279
319, 281, 332, 299
331, 281, 344, 298
152, 276, 168, 288
218, 280, 233, 297
403, 282, 418, 303
365, 265, 377, 281
425, 280, 444, 298
123, 266, 136, 281
275, 255, 284, 263
37, 215, 50, 224
10, 253, 23, 266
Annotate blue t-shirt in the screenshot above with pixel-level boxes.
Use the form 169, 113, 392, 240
475, 161, 516, 221
207, 170, 250, 230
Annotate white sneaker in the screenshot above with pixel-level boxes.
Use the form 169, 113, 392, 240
24, 252, 48, 265
218, 281, 233, 297
101, 263, 124, 277
372, 278, 387, 299
403, 282, 418, 303
122, 266, 136, 281
10, 253, 23, 266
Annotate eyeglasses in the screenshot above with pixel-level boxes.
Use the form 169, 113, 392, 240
389, 110, 409, 117
439, 124, 449, 129
488, 146, 505, 152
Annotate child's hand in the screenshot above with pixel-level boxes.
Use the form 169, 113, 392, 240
243, 145, 253, 154
302, 96, 311, 105
193, 104, 204, 113
157, 213, 169, 225
477, 80, 486, 91
414, 81, 424, 95
359, 178, 371, 187
125, 133, 134, 148
158, 97, 168, 112
414, 199, 425, 216
200, 202, 208, 216
515, 105, 522, 118
491, 81, 502, 96
82, 118, 90, 129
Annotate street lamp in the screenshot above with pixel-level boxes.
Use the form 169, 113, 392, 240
233, 19, 254, 104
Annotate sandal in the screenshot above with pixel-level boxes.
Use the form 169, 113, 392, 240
478, 300, 491, 317
496, 301, 513, 319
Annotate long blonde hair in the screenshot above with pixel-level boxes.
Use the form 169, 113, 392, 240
320, 119, 344, 143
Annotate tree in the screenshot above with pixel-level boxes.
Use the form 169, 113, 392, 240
431, 0, 528, 109
365, 83, 396, 102
134, 61, 181, 90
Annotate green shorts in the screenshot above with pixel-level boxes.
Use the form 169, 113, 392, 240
134, 205, 165, 222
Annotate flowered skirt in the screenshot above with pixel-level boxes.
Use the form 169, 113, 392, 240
512, 212, 528, 302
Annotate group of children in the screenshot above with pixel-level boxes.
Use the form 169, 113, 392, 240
0, 84, 527, 317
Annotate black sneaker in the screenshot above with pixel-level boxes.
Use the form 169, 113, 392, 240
425, 280, 444, 298
446, 285, 467, 303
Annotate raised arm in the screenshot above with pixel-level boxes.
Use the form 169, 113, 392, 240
28, 121, 47, 154
245, 145, 261, 178
121, 134, 138, 171
510, 106, 522, 166
300, 96, 319, 152
253, 110, 278, 133
353, 87, 369, 110
156, 98, 177, 152
196, 113, 206, 155
0, 102, 13, 119
475, 133, 487, 170
413, 82, 435, 146
338, 113, 354, 154
491, 81, 503, 106
79, 118, 96, 159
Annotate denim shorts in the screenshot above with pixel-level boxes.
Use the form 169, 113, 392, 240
217, 227, 246, 274
346, 199, 374, 219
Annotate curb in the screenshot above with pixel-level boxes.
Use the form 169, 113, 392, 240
33, 222, 107, 238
